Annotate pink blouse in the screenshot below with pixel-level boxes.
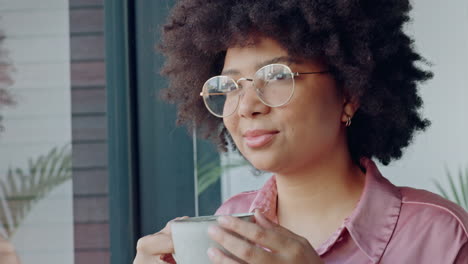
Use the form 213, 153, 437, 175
215, 158, 468, 263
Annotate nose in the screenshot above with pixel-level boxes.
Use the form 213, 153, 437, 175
237, 79, 270, 118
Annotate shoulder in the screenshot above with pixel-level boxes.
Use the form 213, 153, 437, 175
398, 186, 468, 240
214, 190, 259, 215
383, 186, 468, 263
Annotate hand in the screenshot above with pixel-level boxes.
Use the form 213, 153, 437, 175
0, 235, 20, 264
207, 210, 323, 264
133, 216, 189, 264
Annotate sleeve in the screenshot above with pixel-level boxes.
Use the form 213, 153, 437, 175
454, 241, 468, 264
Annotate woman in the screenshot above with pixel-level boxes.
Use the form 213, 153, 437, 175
0, 236, 20, 264
134, 0, 468, 263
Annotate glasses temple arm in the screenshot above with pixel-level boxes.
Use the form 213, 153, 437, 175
294, 70, 330, 76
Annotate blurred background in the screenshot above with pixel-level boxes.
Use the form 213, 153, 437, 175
0, 0, 466, 264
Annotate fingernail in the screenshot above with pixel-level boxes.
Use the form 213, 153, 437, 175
217, 216, 231, 225
255, 210, 271, 224
207, 247, 217, 259
208, 225, 219, 236
254, 209, 264, 218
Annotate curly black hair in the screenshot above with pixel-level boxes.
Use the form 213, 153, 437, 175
159, 0, 432, 165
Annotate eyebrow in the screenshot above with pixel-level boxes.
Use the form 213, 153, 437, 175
220, 56, 302, 76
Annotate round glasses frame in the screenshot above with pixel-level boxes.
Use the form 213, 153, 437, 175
199, 63, 330, 118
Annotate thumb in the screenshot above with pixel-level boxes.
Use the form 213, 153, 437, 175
254, 209, 275, 228
254, 210, 302, 240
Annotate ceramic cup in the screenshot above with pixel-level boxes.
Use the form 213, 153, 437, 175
171, 213, 254, 264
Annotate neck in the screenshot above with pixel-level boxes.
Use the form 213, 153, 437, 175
275, 139, 365, 226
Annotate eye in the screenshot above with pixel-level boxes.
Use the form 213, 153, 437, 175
220, 81, 237, 92
266, 71, 291, 81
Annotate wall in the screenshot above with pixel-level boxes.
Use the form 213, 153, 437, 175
69, 0, 109, 263
0, 0, 74, 263
380, 0, 468, 192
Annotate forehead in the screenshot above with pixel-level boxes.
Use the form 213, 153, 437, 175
223, 37, 290, 72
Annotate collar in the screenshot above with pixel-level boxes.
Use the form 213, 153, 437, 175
248, 158, 402, 263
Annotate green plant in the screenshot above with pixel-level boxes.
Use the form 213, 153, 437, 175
433, 165, 468, 210
0, 145, 71, 238
197, 154, 249, 195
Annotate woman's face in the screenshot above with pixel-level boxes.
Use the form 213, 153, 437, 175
222, 37, 349, 174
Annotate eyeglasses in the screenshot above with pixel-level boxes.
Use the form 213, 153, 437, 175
199, 63, 330, 117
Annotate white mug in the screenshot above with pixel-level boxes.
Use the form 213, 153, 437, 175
171, 213, 254, 264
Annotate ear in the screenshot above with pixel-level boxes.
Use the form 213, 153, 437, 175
341, 97, 360, 122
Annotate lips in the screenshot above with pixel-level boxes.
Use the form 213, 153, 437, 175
243, 130, 279, 148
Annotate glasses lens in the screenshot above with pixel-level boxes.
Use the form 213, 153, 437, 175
254, 64, 294, 107
202, 76, 240, 117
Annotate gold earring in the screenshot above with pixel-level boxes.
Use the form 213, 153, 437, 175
345, 116, 352, 127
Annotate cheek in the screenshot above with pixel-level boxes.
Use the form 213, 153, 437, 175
223, 117, 240, 142
223, 117, 233, 135
304, 81, 343, 122
286, 89, 343, 140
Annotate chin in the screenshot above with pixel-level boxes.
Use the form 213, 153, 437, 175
244, 153, 279, 173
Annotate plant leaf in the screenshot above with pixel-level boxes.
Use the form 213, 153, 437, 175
458, 167, 468, 210
0, 144, 72, 239
28, 158, 36, 187
433, 179, 450, 200
198, 167, 222, 195
465, 166, 468, 210
445, 166, 462, 205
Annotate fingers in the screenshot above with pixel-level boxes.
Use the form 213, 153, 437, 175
207, 247, 245, 264
208, 225, 273, 263
0, 238, 20, 264
254, 210, 300, 240
164, 216, 190, 234
215, 213, 292, 252
0, 239, 16, 255
135, 216, 189, 256
136, 232, 174, 256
